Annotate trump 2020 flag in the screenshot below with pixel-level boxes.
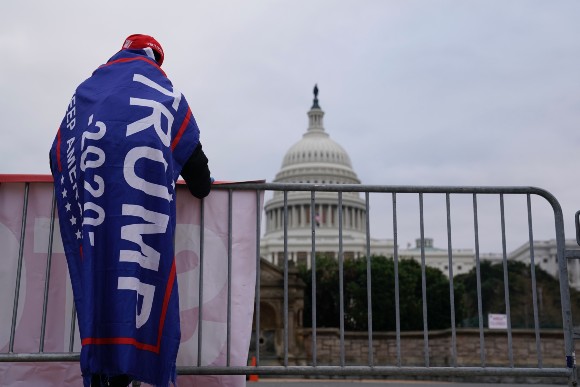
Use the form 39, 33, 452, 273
48, 50, 203, 386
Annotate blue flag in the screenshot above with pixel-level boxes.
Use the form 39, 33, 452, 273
50, 50, 200, 386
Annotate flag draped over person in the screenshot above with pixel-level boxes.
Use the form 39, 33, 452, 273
49, 34, 210, 387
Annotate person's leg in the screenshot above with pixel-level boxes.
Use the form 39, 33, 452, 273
108, 374, 133, 387
91, 374, 133, 387
91, 374, 102, 386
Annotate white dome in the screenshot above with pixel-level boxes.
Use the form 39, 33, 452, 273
273, 91, 360, 185
281, 131, 353, 168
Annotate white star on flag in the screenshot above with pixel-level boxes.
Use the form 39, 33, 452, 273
70, 215, 77, 225
65, 202, 71, 212
76, 230, 82, 239
62, 188, 67, 198
60, 175, 64, 184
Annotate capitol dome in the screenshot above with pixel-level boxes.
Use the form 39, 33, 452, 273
260, 86, 386, 268
273, 85, 360, 185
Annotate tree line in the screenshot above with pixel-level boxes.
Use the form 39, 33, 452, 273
298, 255, 580, 331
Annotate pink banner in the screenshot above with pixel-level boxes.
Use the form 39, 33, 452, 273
0, 177, 262, 386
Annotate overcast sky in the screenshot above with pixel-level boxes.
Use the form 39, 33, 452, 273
1, 0, 579, 251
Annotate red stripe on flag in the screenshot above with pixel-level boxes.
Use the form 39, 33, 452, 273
170, 108, 192, 151
98, 57, 166, 77
82, 337, 159, 353
82, 259, 177, 355
157, 259, 177, 349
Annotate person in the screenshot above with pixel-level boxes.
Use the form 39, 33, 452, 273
49, 34, 212, 387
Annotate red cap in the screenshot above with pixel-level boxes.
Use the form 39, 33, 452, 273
122, 34, 164, 66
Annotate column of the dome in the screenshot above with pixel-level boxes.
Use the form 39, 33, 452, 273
297, 205, 301, 228
346, 206, 351, 230
328, 205, 332, 227
315, 204, 321, 227
296, 205, 300, 228
362, 209, 367, 232
272, 208, 276, 231
330, 204, 334, 227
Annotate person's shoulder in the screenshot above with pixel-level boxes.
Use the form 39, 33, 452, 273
93, 51, 163, 77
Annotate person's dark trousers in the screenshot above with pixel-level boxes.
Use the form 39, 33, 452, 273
91, 374, 133, 387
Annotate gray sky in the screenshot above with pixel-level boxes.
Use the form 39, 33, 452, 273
1, 0, 579, 251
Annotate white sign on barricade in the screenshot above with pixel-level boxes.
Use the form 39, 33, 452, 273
488, 313, 508, 330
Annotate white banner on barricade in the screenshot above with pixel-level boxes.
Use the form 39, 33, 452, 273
0, 177, 262, 387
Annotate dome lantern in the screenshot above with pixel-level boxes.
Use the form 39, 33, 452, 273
307, 84, 324, 133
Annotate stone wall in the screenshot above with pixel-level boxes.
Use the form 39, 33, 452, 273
301, 328, 566, 368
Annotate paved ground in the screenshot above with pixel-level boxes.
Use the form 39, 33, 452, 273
247, 378, 568, 386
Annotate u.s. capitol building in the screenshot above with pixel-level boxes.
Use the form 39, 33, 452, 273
259, 87, 490, 277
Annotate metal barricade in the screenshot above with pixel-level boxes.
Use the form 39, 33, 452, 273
0, 179, 578, 385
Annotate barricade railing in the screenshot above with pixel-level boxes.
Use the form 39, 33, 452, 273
0, 177, 577, 385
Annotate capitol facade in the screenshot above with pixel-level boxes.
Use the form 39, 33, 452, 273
260, 86, 392, 267
258, 86, 580, 290
259, 87, 488, 277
